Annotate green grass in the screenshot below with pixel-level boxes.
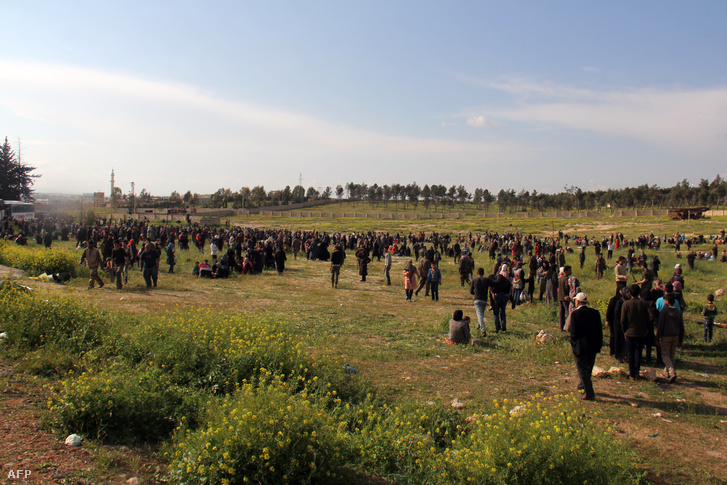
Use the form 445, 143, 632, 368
1, 213, 726, 483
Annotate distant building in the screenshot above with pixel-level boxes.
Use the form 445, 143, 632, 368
94, 192, 105, 207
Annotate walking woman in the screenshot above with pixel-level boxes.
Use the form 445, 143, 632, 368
403, 259, 420, 301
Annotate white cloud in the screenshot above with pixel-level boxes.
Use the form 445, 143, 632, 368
0, 59, 536, 194
485, 78, 727, 156
466, 115, 498, 128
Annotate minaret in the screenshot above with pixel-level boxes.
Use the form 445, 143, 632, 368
111, 169, 115, 196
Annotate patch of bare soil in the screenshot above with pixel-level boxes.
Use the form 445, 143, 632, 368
0, 362, 160, 484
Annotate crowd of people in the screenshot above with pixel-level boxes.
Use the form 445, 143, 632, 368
3, 215, 725, 401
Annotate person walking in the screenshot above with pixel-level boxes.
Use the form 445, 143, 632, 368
403, 260, 420, 301
427, 263, 442, 301
558, 265, 572, 331
621, 285, 655, 380
568, 292, 603, 400
80, 241, 105, 289
470, 267, 492, 336
656, 294, 684, 383
490, 266, 512, 333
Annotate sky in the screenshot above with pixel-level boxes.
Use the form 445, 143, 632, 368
1, 1, 726, 197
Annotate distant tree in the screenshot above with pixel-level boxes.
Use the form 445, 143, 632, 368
169, 190, 183, 207
239, 187, 251, 208
456, 185, 469, 208
322, 186, 332, 199
0, 137, 39, 200
382, 185, 391, 207
422, 184, 432, 210
391, 183, 402, 209
306, 186, 319, 200
139, 188, 152, 203
292, 185, 305, 203
472, 188, 483, 210
447, 185, 457, 207
407, 182, 421, 208
210, 188, 227, 208
110, 186, 123, 206
336, 185, 344, 205
183, 190, 193, 204
280, 186, 292, 205
251, 186, 266, 207
482, 189, 494, 215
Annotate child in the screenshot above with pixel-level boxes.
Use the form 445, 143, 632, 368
702, 294, 719, 343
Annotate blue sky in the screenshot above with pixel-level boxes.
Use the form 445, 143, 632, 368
1, 1, 726, 197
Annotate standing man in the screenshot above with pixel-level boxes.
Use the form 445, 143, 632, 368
568, 292, 603, 400
558, 265, 572, 331
383, 248, 392, 286
330, 244, 344, 288
490, 266, 512, 333
458, 251, 474, 287
615, 256, 628, 292
80, 241, 105, 289
470, 268, 492, 336
414, 252, 432, 297
621, 285, 655, 380
138, 242, 160, 289
110, 239, 129, 290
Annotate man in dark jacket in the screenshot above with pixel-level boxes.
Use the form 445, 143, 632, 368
621, 285, 655, 379
568, 292, 603, 400
470, 267, 492, 335
490, 267, 512, 333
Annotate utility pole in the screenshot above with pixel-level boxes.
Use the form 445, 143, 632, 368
299, 172, 303, 188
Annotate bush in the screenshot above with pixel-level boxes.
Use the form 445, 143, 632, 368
118, 310, 365, 401
0, 240, 77, 276
51, 364, 201, 444
0, 283, 107, 353
427, 393, 644, 485
169, 380, 350, 485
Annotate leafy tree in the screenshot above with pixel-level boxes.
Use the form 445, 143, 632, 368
183, 190, 193, 204
407, 182, 421, 208
422, 184, 431, 210
251, 186, 266, 207
110, 186, 123, 206
472, 188, 483, 210
169, 190, 183, 207
456, 185, 469, 208
306, 187, 319, 200
292, 185, 305, 203
0, 138, 39, 200
239, 187, 251, 208
336, 185, 344, 205
210, 188, 228, 208
322, 186, 332, 200
280, 186, 292, 205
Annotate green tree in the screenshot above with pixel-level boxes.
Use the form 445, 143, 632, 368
0, 137, 39, 200
336, 185, 344, 206
169, 190, 183, 207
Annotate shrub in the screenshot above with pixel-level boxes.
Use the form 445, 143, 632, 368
119, 310, 365, 401
51, 364, 201, 444
427, 393, 644, 485
0, 283, 107, 353
0, 240, 77, 276
168, 379, 350, 485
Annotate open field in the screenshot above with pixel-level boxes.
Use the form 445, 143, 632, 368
1, 211, 726, 483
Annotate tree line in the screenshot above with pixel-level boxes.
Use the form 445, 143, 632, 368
124, 176, 727, 213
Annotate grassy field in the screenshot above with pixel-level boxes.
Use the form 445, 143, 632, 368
1, 210, 726, 483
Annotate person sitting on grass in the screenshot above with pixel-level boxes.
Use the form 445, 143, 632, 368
198, 260, 214, 278
447, 310, 471, 345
